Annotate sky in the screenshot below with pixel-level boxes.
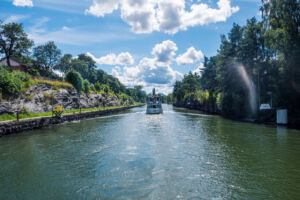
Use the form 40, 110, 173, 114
0, 0, 261, 94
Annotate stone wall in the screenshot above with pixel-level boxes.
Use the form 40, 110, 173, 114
0, 105, 143, 136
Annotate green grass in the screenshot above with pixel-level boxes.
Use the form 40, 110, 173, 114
0, 103, 145, 122
33, 78, 73, 89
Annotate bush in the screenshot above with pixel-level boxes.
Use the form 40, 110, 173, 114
65, 69, 83, 92
83, 79, 90, 93
90, 84, 96, 92
94, 81, 101, 91
28, 68, 40, 77
12, 70, 30, 82
0, 72, 22, 98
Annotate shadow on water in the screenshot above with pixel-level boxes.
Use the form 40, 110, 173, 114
0, 104, 300, 199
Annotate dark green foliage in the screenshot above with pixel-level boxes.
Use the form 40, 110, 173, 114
28, 68, 40, 77
65, 70, 83, 92
0, 67, 24, 98
125, 86, 147, 103
83, 79, 90, 93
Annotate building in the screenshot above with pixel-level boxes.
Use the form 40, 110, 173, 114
0, 57, 31, 72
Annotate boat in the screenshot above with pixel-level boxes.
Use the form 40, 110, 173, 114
146, 88, 163, 114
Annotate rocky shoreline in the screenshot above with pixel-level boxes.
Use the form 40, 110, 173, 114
0, 104, 144, 136
0, 84, 129, 115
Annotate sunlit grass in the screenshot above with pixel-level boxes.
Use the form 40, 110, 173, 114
0, 103, 145, 122
33, 78, 73, 89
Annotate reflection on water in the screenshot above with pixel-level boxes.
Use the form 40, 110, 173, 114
0, 105, 300, 199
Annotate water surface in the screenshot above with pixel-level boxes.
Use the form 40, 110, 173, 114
0, 105, 299, 199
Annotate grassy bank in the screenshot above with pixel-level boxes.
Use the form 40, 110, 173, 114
0, 103, 145, 122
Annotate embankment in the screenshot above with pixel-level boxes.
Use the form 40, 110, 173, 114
0, 104, 144, 136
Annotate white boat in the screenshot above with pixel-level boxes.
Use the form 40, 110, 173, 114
146, 88, 163, 114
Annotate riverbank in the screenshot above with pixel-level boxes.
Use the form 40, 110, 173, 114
0, 104, 145, 136
173, 105, 300, 130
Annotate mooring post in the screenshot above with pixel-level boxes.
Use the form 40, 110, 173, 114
17, 111, 19, 122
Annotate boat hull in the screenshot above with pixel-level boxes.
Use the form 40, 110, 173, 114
146, 107, 163, 114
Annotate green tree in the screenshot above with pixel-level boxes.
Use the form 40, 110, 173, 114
33, 41, 62, 71
83, 79, 90, 93
70, 59, 89, 79
0, 22, 33, 67
65, 69, 83, 92
57, 54, 72, 73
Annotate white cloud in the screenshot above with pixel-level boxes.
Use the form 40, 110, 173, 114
62, 26, 70, 31
86, 0, 239, 34
110, 40, 183, 94
176, 46, 204, 65
193, 62, 205, 75
13, 0, 33, 7
87, 52, 135, 66
4, 15, 28, 24
152, 40, 178, 65
85, 0, 119, 17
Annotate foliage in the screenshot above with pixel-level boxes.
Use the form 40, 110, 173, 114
0, 22, 34, 67
83, 79, 91, 93
28, 68, 40, 77
65, 69, 83, 92
33, 41, 62, 71
0, 67, 23, 98
53, 105, 64, 117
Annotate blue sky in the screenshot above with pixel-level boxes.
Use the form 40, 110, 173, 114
0, 0, 261, 93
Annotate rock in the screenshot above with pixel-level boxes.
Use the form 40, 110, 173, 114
0, 84, 125, 115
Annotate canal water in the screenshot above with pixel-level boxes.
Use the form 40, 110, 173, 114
0, 105, 299, 199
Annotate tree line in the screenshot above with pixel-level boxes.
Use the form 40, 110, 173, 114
173, 0, 300, 120
0, 21, 147, 103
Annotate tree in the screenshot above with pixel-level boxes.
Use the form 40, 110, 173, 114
56, 54, 72, 73
0, 22, 33, 67
33, 41, 61, 71
83, 79, 90, 93
70, 59, 89, 79
65, 70, 83, 92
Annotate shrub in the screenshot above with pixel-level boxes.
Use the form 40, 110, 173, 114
65, 69, 83, 92
12, 70, 30, 82
25, 93, 35, 101
43, 92, 51, 99
90, 84, 96, 92
28, 68, 40, 77
83, 79, 90, 93
53, 105, 64, 117
21, 106, 29, 115
0, 72, 22, 98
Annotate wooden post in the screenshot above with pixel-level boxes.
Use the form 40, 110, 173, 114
51, 92, 54, 117
17, 111, 19, 122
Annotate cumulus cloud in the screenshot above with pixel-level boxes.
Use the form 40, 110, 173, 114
193, 62, 205, 75
87, 52, 134, 66
152, 40, 178, 65
86, 0, 239, 34
13, 0, 33, 7
110, 40, 183, 94
85, 0, 119, 17
176, 46, 204, 65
